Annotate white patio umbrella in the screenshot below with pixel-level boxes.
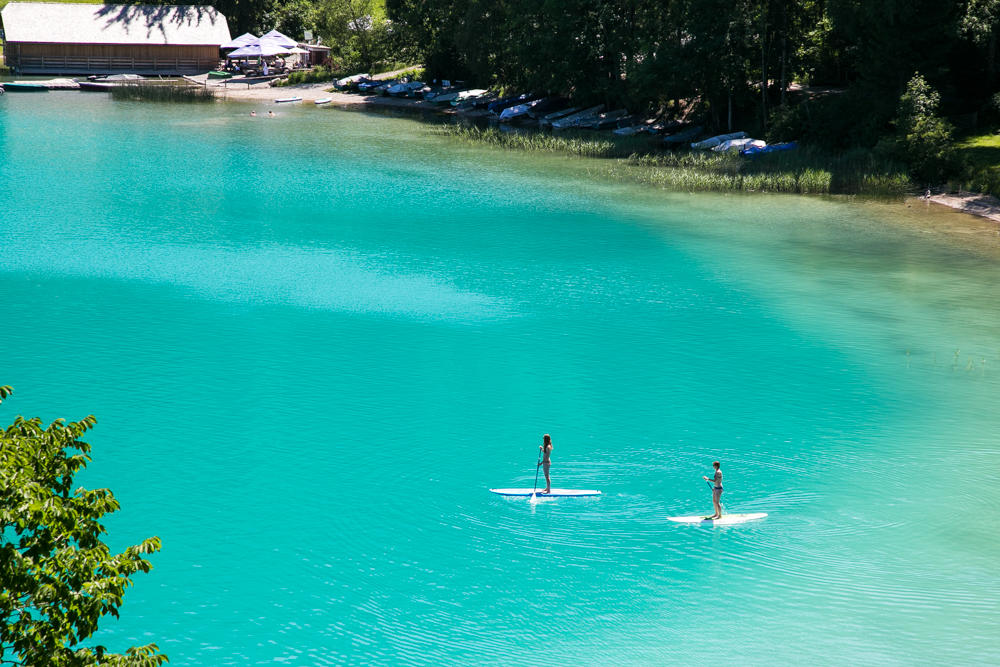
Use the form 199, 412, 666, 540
259, 29, 297, 48
221, 33, 259, 49
226, 41, 294, 58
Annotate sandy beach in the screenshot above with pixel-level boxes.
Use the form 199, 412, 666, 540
197, 70, 454, 115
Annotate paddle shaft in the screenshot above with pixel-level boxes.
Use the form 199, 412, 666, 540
532, 449, 542, 495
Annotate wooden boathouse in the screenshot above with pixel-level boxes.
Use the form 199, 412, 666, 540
0, 2, 231, 75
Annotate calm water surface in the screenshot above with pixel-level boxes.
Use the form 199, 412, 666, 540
2, 94, 999, 666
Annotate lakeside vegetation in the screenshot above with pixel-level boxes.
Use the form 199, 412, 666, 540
204, 0, 1000, 190
110, 81, 216, 103
438, 125, 910, 198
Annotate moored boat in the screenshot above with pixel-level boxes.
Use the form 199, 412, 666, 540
662, 125, 703, 144
539, 106, 579, 127
499, 98, 547, 121
430, 89, 467, 104
551, 105, 604, 130
489, 93, 541, 115
691, 131, 747, 150
451, 88, 489, 105
387, 81, 424, 96
575, 108, 628, 130
526, 98, 568, 118
208, 70, 233, 79
3, 82, 48, 92
334, 73, 369, 90
314, 97, 332, 105
275, 96, 302, 103
79, 81, 113, 92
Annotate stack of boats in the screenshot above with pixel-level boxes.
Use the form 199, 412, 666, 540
325, 75, 798, 152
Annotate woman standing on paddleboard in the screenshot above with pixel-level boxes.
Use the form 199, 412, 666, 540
538, 434, 553, 494
703, 461, 723, 519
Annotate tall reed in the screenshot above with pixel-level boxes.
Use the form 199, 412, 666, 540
110, 82, 215, 103
438, 125, 911, 198
435, 125, 654, 159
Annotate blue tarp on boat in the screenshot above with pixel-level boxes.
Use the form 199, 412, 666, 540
741, 142, 798, 156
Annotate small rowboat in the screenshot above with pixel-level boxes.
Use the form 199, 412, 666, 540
314, 97, 332, 105
79, 81, 113, 92
275, 96, 302, 103
3, 82, 48, 92
208, 71, 233, 79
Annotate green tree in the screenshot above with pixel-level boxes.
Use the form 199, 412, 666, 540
0, 386, 165, 667
317, 0, 393, 70
879, 74, 960, 183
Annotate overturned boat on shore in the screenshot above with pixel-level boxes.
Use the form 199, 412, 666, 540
551, 105, 605, 130
691, 131, 747, 150
334, 73, 369, 90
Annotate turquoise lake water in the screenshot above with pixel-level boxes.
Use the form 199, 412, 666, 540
2, 93, 1000, 666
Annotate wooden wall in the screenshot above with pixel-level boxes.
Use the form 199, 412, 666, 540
13, 42, 219, 59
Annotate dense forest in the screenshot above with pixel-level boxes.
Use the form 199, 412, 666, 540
217, 0, 1000, 181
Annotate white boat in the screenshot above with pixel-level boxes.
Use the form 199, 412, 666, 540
451, 88, 489, 105
713, 137, 765, 152
499, 98, 546, 121
551, 105, 605, 130
387, 81, 424, 96
314, 98, 332, 105
430, 90, 466, 104
275, 96, 302, 103
691, 131, 747, 150
334, 73, 369, 89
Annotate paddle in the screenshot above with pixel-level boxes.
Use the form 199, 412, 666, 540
530, 448, 542, 502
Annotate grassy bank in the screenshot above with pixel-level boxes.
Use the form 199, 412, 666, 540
954, 133, 1000, 195
438, 126, 911, 197
110, 82, 215, 103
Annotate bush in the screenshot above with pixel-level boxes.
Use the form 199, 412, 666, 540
279, 65, 339, 86
877, 74, 963, 184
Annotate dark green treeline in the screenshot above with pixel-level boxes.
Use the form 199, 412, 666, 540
208, 0, 994, 149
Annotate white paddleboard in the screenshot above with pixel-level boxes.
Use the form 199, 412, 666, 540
667, 513, 767, 525
489, 488, 601, 497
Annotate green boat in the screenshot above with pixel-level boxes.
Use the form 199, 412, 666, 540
208, 71, 233, 79
3, 82, 48, 92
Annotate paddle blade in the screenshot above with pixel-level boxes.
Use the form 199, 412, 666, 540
529, 493, 538, 504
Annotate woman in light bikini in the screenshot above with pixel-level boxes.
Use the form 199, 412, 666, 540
702, 461, 723, 519
538, 434, 553, 494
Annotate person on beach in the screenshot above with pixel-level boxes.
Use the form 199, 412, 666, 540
538, 434, 553, 494
702, 461, 723, 519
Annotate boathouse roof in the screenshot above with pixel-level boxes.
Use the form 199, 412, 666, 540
0, 2, 231, 46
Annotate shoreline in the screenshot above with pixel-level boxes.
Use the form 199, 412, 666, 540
927, 191, 1000, 225
65, 72, 1000, 232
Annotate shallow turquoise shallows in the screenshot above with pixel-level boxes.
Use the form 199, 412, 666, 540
3, 94, 1000, 667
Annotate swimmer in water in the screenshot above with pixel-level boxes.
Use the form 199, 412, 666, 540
702, 461, 723, 519
538, 434, 553, 494
250, 111, 257, 116
268, 111, 275, 116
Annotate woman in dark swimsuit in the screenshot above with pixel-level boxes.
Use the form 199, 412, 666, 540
702, 461, 723, 519
538, 434, 553, 494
